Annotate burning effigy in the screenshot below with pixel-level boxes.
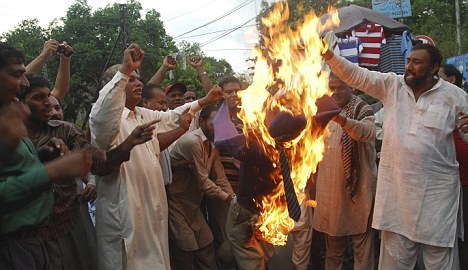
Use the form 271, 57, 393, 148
215, 2, 341, 246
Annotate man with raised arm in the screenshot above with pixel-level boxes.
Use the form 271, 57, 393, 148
89, 43, 223, 270
0, 42, 91, 270
322, 43, 468, 269
25, 39, 73, 101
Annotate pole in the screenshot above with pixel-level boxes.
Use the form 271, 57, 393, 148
120, 4, 128, 49
80, 5, 127, 129
455, 0, 462, 55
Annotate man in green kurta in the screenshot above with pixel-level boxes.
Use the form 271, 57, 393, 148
0, 42, 92, 269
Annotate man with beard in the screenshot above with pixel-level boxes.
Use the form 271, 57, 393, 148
322, 43, 468, 269
167, 105, 234, 269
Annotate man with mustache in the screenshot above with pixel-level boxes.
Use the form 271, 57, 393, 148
322, 43, 468, 269
89, 43, 224, 270
312, 73, 377, 270
18, 73, 155, 270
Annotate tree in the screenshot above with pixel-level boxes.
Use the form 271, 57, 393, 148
1, 0, 239, 122
158, 41, 235, 98
1, 19, 48, 63
2, 0, 177, 122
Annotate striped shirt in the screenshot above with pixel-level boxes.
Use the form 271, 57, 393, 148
352, 23, 386, 67
33, 121, 84, 240
218, 116, 243, 193
379, 35, 405, 74
337, 37, 363, 64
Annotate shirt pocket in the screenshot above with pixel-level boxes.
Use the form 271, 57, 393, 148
423, 105, 449, 130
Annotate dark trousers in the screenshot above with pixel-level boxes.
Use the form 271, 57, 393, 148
460, 185, 468, 269
169, 240, 217, 270
0, 237, 48, 270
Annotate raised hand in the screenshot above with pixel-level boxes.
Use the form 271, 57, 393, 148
163, 55, 177, 70
120, 43, 145, 76
189, 56, 203, 68
40, 39, 59, 60
206, 85, 224, 104
198, 85, 224, 107
57, 41, 73, 59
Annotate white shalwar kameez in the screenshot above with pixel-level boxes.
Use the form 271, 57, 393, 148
89, 71, 202, 270
326, 53, 467, 269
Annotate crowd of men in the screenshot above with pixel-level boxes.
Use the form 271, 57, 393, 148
0, 37, 467, 270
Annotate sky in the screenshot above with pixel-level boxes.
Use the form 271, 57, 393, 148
0, 0, 267, 73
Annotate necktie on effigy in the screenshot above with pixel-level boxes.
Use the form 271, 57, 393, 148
277, 144, 301, 222
213, 96, 340, 223
267, 109, 307, 222
267, 95, 341, 222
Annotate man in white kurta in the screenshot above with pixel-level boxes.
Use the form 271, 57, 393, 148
323, 43, 468, 269
89, 44, 223, 270
313, 76, 377, 270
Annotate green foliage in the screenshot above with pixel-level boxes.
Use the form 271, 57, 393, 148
1, 19, 48, 62
401, 0, 468, 60
160, 41, 235, 98
1, 0, 234, 122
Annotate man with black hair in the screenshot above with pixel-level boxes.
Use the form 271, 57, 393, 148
312, 74, 377, 270
167, 105, 234, 269
439, 64, 463, 88
184, 90, 197, 103
49, 95, 64, 120
18, 73, 155, 270
0, 42, 92, 269
25, 39, 73, 101
140, 83, 168, 112
89, 43, 223, 269
322, 43, 468, 269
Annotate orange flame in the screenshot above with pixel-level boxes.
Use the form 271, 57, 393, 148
237, 2, 339, 246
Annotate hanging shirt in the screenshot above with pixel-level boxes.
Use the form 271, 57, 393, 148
337, 37, 363, 65
379, 35, 406, 74
89, 71, 202, 270
401, 30, 413, 65
352, 23, 386, 67
326, 53, 468, 248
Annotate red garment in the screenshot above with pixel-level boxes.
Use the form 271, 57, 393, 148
352, 23, 386, 67
454, 130, 468, 186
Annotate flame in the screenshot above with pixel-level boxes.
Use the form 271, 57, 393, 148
237, 2, 339, 246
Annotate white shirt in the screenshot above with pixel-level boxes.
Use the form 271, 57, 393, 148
327, 54, 468, 247
89, 71, 201, 269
